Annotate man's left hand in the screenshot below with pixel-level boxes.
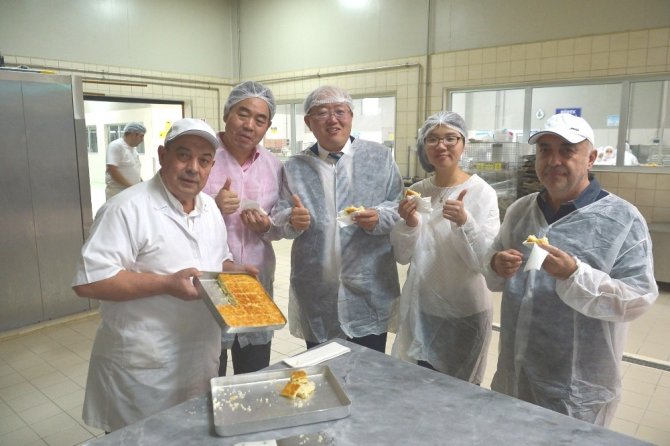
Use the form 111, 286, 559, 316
353, 208, 379, 231
540, 244, 578, 280
240, 209, 271, 234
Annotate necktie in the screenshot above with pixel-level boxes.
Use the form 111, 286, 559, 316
328, 152, 343, 163
330, 152, 348, 210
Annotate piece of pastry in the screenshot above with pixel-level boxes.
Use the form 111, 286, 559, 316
289, 370, 308, 385
343, 205, 365, 215
405, 189, 421, 198
296, 381, 316, 399
215, 273, 285, 327
280, 369, 315, 400
525, 234, 549, 245
280, 382, 302, 399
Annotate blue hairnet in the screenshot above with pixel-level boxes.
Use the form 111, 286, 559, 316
224, 81, 276, 120
417, 111, 468, 173
303, 85, 354, 114
123, 122, 146, 135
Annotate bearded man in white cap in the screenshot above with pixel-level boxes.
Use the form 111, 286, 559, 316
73, 118, 256, 432
483, 113, 658, 426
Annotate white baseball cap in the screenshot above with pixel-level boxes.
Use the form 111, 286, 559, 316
528, 113, 595, 145
164, 118, 220, 151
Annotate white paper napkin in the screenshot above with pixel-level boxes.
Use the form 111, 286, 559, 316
283, 342, 351, 367
411, 195, 433, 213
523, 242, 549, 271
336, 209, 360, 227
240, 199, 268, 216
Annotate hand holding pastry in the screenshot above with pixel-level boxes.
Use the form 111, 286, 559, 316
241, 209, 272, 234
491, 249, 524, 278
398, 197, 419, 227
539, 244, 577, 279
352, 207, 379, 231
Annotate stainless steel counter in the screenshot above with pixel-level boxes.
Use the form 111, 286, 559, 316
82, 340, 650, 445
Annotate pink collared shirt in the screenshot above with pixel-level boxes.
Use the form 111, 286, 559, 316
202, 137, 283, 298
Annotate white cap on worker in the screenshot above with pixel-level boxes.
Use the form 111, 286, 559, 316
164, 118, 220, 150
528, 113, 595, 145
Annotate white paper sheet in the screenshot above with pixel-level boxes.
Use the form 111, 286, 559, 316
283, 342, 351, 368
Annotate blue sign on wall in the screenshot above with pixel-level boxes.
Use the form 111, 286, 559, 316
555, 107, 581, 117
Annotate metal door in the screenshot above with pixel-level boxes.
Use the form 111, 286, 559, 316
0, 71, 91, 331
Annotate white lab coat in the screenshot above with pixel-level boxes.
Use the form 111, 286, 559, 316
483, 192, 658, 426
390, 175, 500, 383
72, 173, 232, 432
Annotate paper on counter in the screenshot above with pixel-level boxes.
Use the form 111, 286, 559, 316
283, 342, 351, 368
240, 199, 268, 216
523, 242, 550, 271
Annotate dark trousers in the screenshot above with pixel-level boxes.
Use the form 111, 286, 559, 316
219, 336, 271, 376
306, 332, 387, 354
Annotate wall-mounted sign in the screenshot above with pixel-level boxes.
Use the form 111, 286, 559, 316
555, 107, 581, 116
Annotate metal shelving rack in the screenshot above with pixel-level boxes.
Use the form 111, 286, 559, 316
462, 142, 528, 218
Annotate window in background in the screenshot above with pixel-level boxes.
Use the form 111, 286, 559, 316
84, 97, 183, 217
264, 103, 292, 162
270, 96, 396, 161
448, 77, 670, 168
531, 83, 623, 166
86, 125, 98, 153
628, 80, 670, 166
449, 88, 526, 217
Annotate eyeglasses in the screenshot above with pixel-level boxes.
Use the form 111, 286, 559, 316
309, 108, 351, 121
425, 135, 462, 146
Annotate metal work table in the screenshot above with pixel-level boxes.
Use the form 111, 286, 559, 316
83, 340, 649, 445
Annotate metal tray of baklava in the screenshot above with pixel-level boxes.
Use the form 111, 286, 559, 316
195, 271, 286, 334
210, 365, 351, 437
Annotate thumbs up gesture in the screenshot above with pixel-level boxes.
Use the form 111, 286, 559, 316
442, 189, 468, 227
215, 177, 240, 215
289, 194, 310, 231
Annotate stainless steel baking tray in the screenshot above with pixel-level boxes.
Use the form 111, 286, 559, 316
210, 365, 351, 437
195, 271, 286, 334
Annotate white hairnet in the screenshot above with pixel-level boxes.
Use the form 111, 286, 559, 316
224, 81, 276, 120
417, 111, 468, 173
123, 122, 146, 135
303, 85, 354, 114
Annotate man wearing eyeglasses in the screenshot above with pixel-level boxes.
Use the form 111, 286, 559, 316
272, 85, 403, 353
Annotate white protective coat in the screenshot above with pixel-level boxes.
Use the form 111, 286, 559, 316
271, 138, 403, 343
483, 192, 658, 426
390, 175, 500, 383
72, 173, 231, 432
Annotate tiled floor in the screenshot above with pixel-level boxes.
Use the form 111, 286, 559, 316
1, 238, 669, 445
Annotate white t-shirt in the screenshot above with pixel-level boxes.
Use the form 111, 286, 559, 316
105, 137, 142, 198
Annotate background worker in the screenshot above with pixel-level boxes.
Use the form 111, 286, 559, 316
105, 121, 146, 199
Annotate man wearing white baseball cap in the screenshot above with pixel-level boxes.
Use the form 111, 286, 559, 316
483, 113, 658, 426
72, 118, 256, 432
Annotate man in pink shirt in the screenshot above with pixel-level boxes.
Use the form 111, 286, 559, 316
203, 81, 310, 375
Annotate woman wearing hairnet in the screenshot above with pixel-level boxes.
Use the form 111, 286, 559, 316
390, 111, 500, 383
